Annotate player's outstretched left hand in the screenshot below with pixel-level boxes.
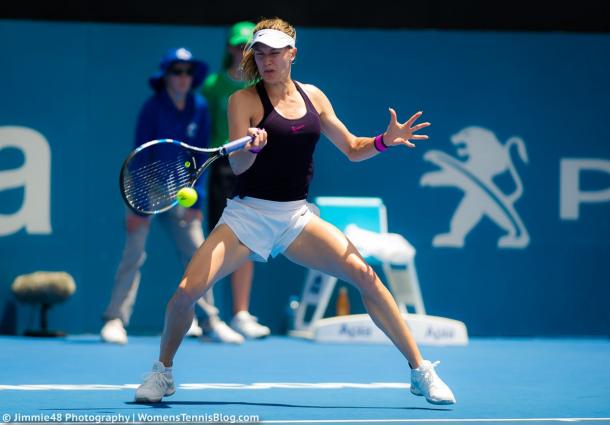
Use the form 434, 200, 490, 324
383, 109, 430, 148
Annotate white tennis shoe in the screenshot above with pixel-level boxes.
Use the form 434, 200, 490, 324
410, 360, 456, 405
201, 317, 244, 344
100, 319, 127, 345
135, 361, 175, 403
230, 311, 271, 339
185, 317, 203, 337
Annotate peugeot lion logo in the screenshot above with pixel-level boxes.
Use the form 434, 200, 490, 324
420, 126, 530, 248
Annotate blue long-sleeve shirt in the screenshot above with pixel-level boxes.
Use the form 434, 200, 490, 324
135, 89, 210, 209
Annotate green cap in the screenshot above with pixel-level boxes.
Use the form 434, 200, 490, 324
227, 21, 256, 46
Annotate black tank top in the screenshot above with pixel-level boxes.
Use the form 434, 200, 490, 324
233, 81, 321, 201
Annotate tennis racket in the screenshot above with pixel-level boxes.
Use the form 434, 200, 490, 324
119, 135, 252, 215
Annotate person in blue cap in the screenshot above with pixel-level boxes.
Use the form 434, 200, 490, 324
101, 47, 244, 345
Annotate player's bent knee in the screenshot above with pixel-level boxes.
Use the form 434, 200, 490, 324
348, 261, 378, 294
169, 287, 199, 311
178, 269, 213, 296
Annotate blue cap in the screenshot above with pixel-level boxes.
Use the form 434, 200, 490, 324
148, 47, 209, 92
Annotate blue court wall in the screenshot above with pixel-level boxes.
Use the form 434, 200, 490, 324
1, 19, 609, 337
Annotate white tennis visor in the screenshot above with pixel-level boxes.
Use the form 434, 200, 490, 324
247, 29, 296, 50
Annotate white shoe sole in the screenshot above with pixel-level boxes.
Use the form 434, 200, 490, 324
410, 387, 455, 405
199, 334, 244, 345
134, 387, 175, 403
231, 327, 270, 339
244, 333, 270, 339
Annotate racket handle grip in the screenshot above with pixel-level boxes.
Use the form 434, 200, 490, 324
220, 135, 254, 155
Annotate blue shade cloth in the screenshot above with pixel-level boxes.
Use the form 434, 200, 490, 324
1, 20, 609, 337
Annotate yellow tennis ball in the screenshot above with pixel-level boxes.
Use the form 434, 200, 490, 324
176, 187, 198, 208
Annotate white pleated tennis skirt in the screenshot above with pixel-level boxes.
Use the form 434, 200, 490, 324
217, 196, 318, 262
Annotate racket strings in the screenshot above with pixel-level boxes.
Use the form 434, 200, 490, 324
123, 146, 196, 213
126, 162, 189, 203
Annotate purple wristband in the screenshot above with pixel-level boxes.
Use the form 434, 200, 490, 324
249, 147, 263, 154
374, 134, 387, 152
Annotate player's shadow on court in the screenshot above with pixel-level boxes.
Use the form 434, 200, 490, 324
126, 400, 451, 412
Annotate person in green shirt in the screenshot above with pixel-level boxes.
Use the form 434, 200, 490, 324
202, 21, 271, 339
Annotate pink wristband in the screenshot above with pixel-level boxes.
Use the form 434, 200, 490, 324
374, 134, 387, 152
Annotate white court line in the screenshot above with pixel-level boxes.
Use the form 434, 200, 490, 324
0, 382, 410, 391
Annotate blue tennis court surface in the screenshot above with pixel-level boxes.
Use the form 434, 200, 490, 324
1, 336, 609, 424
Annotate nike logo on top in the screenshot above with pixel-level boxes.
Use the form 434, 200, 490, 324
291, 124, 305, 133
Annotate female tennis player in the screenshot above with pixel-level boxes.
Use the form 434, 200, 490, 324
135, 17, 456, 405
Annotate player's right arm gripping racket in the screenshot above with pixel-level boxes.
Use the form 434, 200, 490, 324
119, 135, 252, 215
